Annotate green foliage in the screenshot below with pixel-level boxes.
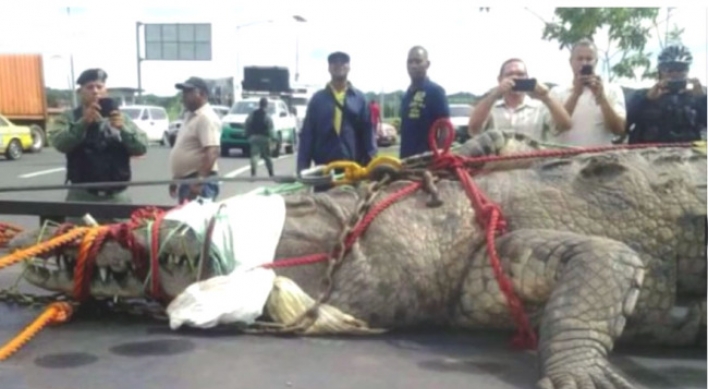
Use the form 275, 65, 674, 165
540, 8, 683, 82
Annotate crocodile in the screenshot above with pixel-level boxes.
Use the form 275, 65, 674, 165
8, 131, 707, 389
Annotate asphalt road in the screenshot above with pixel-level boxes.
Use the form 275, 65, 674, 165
0, 143, 300, 230
0, 144, 705, 389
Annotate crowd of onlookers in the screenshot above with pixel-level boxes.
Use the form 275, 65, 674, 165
467, 39, 706, 148
294, 38, 705, 193
45, 37, 707, 216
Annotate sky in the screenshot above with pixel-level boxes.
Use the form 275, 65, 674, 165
0, 1, 705, 96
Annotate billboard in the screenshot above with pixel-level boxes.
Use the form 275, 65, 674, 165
144, 23, 212, 61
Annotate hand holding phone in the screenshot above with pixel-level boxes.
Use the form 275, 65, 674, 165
511, 78, 537, 92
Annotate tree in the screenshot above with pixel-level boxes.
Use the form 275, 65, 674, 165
535, 8, 684, 82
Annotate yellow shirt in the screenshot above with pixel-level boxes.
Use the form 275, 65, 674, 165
330, 84, 347, 134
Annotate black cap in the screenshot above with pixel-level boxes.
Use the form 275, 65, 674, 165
175, 76, 210, 96
327, 51, 350, 64
76, 68, 108, 86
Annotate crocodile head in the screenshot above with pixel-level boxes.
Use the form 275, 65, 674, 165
7, 219, 208, 301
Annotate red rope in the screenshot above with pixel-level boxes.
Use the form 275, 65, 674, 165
261, 181, 422, 270
427, 118, 536, 350
66, 207, 167, 302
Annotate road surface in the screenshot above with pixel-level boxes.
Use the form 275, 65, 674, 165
0, 144, 705, 389
0, 145, 299, 229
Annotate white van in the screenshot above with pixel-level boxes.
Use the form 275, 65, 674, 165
119, 105, 169, 144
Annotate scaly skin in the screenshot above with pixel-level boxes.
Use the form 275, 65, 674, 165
8, 131, 706, 389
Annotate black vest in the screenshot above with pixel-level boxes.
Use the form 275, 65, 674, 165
629, 91, 702, 144
65, 108, 131, 192
247, 109, 269, 136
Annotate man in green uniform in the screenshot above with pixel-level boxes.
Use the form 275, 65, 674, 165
48, 68, 149, 224
244, 97, 275, 177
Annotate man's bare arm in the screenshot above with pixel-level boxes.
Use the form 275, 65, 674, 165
468, 89, 500, 135
199, 146, 219, 177
597, 94, 626, 135
196, 115, 221, 177
540, 94, 572, 132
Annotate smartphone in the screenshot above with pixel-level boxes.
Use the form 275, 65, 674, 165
512, 78, 537, 92
580, 64, 594, 75
98, 97, 118, 117
666, 79, 687, 94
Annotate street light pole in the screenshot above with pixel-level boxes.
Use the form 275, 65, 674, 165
292, 15, 307, 83
66, 7, 77, 108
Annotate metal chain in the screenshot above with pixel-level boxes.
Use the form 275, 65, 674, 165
249, 175, 392, 334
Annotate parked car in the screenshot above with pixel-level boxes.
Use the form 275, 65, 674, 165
0, 113, 33, 160
376, 122, 398, 147
163, 105, 229, 147
220, 97, 297, 157
449, 104, 472, 144
119, 105, 170, 144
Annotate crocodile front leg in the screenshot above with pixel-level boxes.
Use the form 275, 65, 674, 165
454, 229, 645, 389
532, 232, 644, 389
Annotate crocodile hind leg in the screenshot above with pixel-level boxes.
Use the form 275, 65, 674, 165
454, 229, 645, 389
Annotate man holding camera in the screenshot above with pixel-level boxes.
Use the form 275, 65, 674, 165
468, 58, 571, 140
547, 38, 626, 147
48, 68, 148, 224
626, 44, 707, 144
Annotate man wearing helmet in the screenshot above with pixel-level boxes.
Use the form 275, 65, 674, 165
626, 44, 707, 144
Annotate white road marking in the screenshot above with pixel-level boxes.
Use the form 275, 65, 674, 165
223, 155, 291, 178
19, 167, 66, 178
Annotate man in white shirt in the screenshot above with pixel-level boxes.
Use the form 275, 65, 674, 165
468, 58, 571, 141
548, 38, 626, 146
169, 76, 222, 204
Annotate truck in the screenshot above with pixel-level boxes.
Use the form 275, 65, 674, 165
219, 66, 298, 158
0, 54, 49, 152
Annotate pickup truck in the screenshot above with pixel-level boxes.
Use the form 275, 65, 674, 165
219, 97, 297, 158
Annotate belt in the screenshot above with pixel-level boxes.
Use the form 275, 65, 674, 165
179, 171, 218, 180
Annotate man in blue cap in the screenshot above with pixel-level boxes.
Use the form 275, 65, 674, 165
48, 68, 148, 224
297, 51, 376, 192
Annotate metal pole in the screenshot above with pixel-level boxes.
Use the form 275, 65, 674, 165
136, 21, 143, 101
66, 7, 77, 108
295, 34, 300, 82
235, 26, 240, 98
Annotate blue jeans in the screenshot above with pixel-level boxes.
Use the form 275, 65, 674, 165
178, 181, 220, 204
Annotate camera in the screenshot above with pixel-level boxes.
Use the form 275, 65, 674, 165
580, 64, 594, 75
511, 78, 537, 92
98, 97, 119, 117
666, 79, 687, 94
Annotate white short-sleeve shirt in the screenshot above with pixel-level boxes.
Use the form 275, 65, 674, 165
480, 98, 552, 141
547, 83, 626, 146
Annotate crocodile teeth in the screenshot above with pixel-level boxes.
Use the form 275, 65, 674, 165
99, 268, 109, 282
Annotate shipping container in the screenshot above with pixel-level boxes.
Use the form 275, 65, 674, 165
0, 54, 49, 150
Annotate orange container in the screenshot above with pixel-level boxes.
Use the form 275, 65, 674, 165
0, 54, 47, 121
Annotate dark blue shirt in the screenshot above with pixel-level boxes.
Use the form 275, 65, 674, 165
399, 78, 450, 158
297, 84, 376, 172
